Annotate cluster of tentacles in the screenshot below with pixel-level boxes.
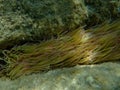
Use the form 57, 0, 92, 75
0, 20, 120, 79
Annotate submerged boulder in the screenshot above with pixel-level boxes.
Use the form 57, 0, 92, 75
0, 0, 87, 49
0, 0, 120, 49
0, 62, 120, 90
85, 0, 120, 28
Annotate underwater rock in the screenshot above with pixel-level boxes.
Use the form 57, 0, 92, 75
0, 62, 120, 90
0, 0, 87, 49
0, 0, 120, 49
85, 0, 120, 28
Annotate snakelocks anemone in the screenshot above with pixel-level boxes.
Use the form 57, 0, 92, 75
0, 20, 119, 79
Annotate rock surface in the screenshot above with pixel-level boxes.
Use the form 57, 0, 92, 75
0, 62, 120, 90
85, 0, 120, 28
0, 0, 87, 49
0, 0, 120, 49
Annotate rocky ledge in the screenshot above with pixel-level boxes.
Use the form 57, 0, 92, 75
0, 62, 120, 90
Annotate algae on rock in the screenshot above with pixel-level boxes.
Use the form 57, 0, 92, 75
0, 0, 120, 49
0, 0, 87, 49
85, 0, 120, 28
